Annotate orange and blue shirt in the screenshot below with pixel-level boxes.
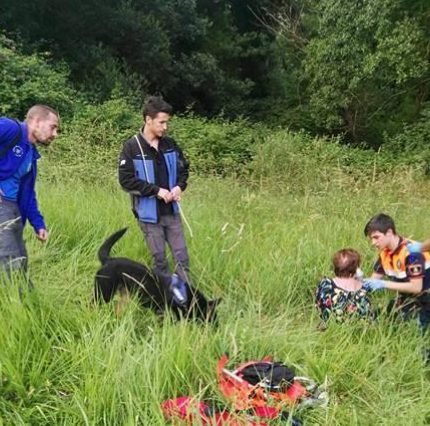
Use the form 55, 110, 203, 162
373, 237, 430, 291
374, 237, 430, 330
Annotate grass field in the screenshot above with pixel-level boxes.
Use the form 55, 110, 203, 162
1, 151, 430, 425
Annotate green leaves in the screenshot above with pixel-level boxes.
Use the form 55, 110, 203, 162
273, 0, 430, 144
0, 34, 75, 118
369, 17, 427, 84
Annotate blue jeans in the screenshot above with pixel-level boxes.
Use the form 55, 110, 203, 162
139, 214, 190, 283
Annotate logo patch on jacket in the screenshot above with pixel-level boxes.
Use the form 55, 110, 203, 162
407, 263, 423, 277
13, 146, 24, 157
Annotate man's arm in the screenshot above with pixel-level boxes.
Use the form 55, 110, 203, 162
383, 278, 423, 294
366, 253, 425, 294
366, 275, 423, 294
371, 272, 384, 279
169, 141, 189, 202
118, 140, 159, 196
26, 186, 47, 237
407, 239, 430, 253
175, 143, 189, 192
422, 239, 430, 252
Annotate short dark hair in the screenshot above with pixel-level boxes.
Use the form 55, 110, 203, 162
364, 213, 396, 236
332, 249, 361, 278
143, 96, 172, 119
26, 104, 59, 120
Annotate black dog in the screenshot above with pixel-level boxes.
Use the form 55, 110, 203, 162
94, 228, 220, 322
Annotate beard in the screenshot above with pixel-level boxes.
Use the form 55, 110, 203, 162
35, 133, 53, 146
33, 128, 53, 146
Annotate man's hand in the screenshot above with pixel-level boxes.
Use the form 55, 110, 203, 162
170, 186, 182, 202
363, 278, 386, 292
36, 229, 49, 242
157, 188, 173, 203
407, 241, 423, 253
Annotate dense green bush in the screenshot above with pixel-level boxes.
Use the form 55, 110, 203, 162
43, 103, 266, 182
169, 115, 264, 175
39, 97, 141, 184
0, 34, 75, 118
39, 97, 429, 187
383, 105, 430, 174
64, 97, 141, 147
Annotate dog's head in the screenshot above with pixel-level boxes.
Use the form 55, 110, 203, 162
187, 292, 221, 324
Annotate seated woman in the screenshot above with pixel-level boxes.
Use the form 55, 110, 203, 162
315, 248, 373, 322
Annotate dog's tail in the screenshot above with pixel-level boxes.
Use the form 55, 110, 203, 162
98, 228, 128, 264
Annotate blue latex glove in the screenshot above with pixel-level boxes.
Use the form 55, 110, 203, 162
363, 278, 386, 292
407, 241, 423, 253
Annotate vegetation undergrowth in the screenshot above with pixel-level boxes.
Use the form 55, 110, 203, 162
1, 2, 430, 422
2, 152, 430, 424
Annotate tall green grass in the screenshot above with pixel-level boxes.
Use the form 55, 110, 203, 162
1, 122, 430, 424
1, 172, 429, 425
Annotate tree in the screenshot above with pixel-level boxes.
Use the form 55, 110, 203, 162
303, 0, 429, 144
269, 0, 430, 144
0, 0, 284, 118
0, 34, 75, 118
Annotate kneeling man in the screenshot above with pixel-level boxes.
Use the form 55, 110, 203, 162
364, 213, 430, 331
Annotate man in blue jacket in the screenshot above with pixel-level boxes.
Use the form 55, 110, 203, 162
118, 96, 190, 283
0, 105, 59, 280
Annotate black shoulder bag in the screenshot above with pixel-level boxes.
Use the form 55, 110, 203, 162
0, 120, 22, 158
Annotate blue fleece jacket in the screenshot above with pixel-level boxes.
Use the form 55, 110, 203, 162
0, 118, 46, 232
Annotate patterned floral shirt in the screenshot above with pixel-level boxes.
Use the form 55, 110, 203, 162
315, 277, 373, 322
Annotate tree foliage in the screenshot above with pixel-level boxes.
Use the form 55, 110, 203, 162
0, 34, 75, 118
305, 0, 428, 143
0, 0, 429, 147
272, 0, 430, 144
0, 0, 277, 117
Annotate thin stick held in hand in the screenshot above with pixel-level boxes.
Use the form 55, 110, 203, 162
177, 202, 193, 238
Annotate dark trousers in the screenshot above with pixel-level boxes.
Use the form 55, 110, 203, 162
0, 199, 28, 272
139, 214, 190, 283
389, 294, 430, 334
0, 198, 33, 291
